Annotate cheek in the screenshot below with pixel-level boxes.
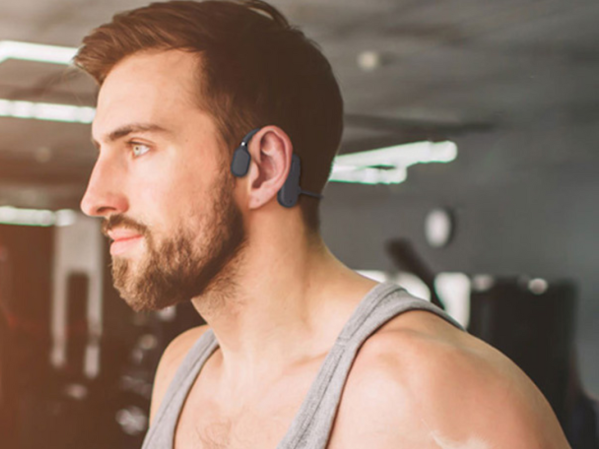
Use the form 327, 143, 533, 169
136, 168, 173, 212
131, 148, 221, 228
128, 159, 189, 230
150, 167, 211, 225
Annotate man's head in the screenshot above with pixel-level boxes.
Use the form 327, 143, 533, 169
76, 0, 343, 311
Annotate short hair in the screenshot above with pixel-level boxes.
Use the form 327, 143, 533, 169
74, 0, 344, 234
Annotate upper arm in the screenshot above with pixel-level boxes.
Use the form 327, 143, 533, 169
330, 319, 571, 449
149, 324, 210, 425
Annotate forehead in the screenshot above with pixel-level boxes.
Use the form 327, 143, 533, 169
93, 50, 201, 140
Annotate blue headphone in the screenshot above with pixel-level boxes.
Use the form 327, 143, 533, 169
230, 128, 324, 208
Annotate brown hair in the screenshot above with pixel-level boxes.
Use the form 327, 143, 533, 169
74, 0, 343, 234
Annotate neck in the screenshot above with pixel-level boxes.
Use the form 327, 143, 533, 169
190, 216, 378, 385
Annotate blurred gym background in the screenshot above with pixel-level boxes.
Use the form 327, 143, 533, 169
0, 0, 598, 447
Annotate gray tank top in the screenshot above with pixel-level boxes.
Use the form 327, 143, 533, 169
142, 281, 465, 449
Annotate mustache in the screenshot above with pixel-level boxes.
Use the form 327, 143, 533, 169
101, 215, 148, 239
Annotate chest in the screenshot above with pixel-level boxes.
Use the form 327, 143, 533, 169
173, 362, 321, 449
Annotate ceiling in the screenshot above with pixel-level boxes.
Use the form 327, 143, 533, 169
0, 0, 598, 210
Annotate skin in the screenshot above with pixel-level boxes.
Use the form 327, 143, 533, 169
81, 49, 571, 449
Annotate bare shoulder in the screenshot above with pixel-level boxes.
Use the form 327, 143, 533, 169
329, 310, 571, 449
149, 324, 210, 424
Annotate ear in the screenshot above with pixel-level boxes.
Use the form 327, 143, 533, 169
245, 126, 293, 210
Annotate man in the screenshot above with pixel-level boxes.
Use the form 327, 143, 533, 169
77, 1, 571, 447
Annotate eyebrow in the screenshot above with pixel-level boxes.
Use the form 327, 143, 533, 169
91, 123, 172, 149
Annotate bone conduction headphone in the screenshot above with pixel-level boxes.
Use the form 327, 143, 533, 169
230, 128, 324, 208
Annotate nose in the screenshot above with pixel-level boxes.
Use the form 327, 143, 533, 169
80, 155, 129, 217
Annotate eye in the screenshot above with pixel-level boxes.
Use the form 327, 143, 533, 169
131, 143, 150, 158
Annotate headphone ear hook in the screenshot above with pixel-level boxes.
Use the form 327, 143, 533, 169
231, 128, 324, 206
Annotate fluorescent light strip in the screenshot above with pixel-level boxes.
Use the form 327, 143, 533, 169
334, 140, 457, 168
330, 166, 407, 185
0, 207, 77, 227
0, 98, 95, 123
329, 141, 457, 185
0, 40, 77, 65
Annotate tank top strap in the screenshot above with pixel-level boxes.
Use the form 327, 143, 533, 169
277, 281, 464, 449
141, 328, 219, 449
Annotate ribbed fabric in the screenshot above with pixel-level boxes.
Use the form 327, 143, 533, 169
142, 281, 465, 449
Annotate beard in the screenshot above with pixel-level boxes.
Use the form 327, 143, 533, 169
102, 165, 247, 312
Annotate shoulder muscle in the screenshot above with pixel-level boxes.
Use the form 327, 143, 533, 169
330, 311, 570, 448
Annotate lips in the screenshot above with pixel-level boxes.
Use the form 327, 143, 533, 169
107, 229, 144, 256
108, 229, 143, 242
